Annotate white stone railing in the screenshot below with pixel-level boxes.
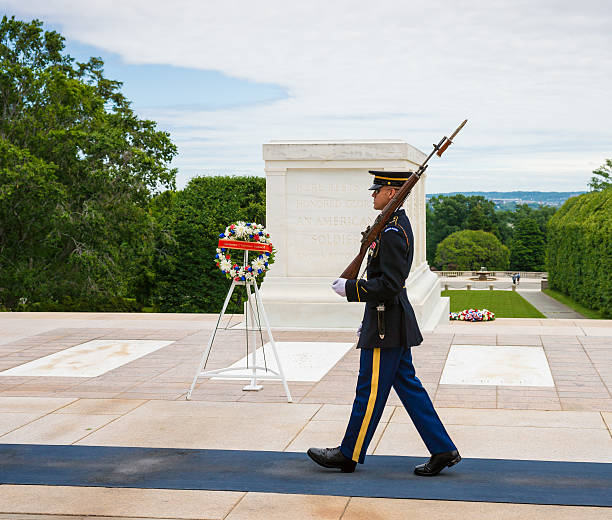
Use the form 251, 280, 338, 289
495, 271, 548, 279
434, 271, 548, 279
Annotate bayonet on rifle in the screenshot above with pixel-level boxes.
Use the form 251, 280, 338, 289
436, 119, 467, 157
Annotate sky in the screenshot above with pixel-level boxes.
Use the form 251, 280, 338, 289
2, 0, 611, 192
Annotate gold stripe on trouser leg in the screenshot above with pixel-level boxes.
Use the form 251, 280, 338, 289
352, 347, 380, 461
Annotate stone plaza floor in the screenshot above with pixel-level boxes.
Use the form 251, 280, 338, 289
0, 312, 611, 519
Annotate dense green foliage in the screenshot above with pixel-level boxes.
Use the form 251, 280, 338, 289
0, 17, 176, 310
589, 159, 611, 191
442, 290, 545, 318
509, 217, 546, 271
510, 204, 556, 235
426, 195, 502, 263
150, 176, 266, 313
546, 189, 612, 317
434, 230, 510, 270
426, 194, 555, 270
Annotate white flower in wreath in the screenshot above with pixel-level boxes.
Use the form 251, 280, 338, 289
251, 258, 266, 272
234, 222, 249, 238
219, 259, 232, 272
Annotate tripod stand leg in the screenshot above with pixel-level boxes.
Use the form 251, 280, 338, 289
253, 281, 293, 403
186, 279, 237, 400
243, 281, 263, 391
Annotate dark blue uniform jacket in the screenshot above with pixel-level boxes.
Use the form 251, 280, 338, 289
345, 209, 423, 349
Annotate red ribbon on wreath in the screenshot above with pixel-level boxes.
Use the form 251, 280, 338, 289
218, 239, 273, 252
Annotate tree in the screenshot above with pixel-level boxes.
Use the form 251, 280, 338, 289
509, 217, 546, 271
465, 202, 490, 231
434, 230, 509, 271
426, 194, 500, 263
588, 159, 612, 191
510, 204, 557, 234
493, 209, 515, 244
0, 16, 177, 309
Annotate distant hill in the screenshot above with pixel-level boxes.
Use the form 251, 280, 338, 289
426, 191, 585, 209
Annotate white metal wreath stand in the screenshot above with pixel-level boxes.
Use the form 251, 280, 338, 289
186, 251, 292, 403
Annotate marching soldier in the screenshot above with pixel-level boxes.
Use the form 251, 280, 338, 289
307, 170, 461, 476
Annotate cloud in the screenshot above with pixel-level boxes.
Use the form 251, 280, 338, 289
3, 0, 611, 191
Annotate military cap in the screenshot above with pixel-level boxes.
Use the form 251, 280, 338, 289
368, 170, 413, 190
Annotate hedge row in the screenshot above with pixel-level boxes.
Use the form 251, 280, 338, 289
546, 188, 611, 317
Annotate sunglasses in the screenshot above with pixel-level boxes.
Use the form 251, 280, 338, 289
373, 187, 395, 195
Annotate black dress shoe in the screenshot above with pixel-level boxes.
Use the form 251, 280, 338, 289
307, 446, 357, 473
414, 450, 461, 476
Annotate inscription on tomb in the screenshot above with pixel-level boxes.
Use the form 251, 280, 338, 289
287, 170, 378, 276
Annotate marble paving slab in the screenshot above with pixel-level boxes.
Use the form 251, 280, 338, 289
0, 340, 174, 378
440, 345, 554, 386
213, 342, 354, 382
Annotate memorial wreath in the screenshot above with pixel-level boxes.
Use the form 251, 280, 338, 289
215, 221, 274, 282
450, 308, 495, 322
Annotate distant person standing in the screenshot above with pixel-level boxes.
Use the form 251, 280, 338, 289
516, 272, 521, 286
512, 273, 517, 286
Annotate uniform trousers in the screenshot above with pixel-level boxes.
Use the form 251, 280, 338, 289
340, 346, 456, 464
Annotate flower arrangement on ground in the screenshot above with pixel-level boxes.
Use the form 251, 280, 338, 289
214, 221, 275, 282
449, 308, 495, 321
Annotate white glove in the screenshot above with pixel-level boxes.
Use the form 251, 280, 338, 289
331, 278, 347, 297
357, 323, 362, 336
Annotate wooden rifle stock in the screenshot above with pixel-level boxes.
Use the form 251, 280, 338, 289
339, 120, 467, 279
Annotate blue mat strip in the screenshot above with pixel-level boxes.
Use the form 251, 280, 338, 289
1, 444, 611, 507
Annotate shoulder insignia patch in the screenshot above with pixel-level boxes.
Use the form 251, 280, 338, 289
384, 227, 399, 233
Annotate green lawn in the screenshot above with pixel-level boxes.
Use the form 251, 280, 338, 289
442, 290, 546, 318
543, 288, 608, 319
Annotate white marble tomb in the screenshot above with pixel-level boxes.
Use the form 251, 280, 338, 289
0, 340, 174, 378
214, 341, 355, 382
259, 139, 449, 330
440, 345, 555, 386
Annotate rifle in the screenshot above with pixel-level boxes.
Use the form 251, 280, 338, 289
339, 119, 467, 279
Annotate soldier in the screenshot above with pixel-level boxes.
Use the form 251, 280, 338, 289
307, 170, 460, 476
